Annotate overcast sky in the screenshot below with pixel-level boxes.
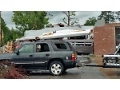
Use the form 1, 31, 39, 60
1, 11, 101, 29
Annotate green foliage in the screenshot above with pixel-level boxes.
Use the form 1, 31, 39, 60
9, 28, 23, 41
1, 18, 22, 45
116, 11, 120, 21
98, 11, 115, 23
12, 11, 49, 35
1, 18, 11, 44
84, 17, 97, 26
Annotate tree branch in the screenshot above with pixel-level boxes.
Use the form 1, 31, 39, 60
62, 11, 69, 17
63, 17, 67, 25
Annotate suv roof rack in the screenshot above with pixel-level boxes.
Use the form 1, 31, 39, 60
35, 38, 65, 42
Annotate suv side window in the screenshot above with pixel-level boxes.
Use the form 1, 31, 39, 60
36, 43, 50, 52
52, 42, 71, 51
19, 44, 34, 53
55, 43, 67, 49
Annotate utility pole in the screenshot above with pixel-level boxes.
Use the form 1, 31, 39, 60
0, 11, 3, 47
0, 11, 1, 46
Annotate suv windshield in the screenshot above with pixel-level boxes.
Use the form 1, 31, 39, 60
19, 44, 34, 53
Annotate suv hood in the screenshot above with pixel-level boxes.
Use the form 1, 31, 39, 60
0, 53, 15, 60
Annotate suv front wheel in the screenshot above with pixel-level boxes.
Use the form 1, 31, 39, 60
49, 61, 64, 76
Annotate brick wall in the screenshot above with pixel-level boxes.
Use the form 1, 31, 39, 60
94, 24, 116, 55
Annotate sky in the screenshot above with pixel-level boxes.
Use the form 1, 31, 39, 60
1, 11, 101, 29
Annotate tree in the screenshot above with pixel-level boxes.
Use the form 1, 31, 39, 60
62, 11, 79, 26
0, 11, 4, 46
98, 11, 115, 23
84, 17, 97, 26
1, 17, 22, 44
12, 11, 49, 35
1, 17, 11, 44
116, 11, 120, 21
9, 28, 23, 41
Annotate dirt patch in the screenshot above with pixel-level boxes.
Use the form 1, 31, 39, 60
91, 56, 120, 79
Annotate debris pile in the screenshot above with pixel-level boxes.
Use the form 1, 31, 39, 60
0, 41, 15, 53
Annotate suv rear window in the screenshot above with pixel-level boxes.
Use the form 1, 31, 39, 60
52, 42, 72, 51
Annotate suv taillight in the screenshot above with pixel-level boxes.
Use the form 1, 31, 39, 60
71, 53, 76, 61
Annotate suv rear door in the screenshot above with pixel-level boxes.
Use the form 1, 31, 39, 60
51, 41, 76, 60
33, 42, 52, 69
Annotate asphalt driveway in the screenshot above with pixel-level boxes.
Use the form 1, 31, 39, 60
27, 55, 107, 79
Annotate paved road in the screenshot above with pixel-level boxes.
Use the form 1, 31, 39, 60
27, 56, 107, 79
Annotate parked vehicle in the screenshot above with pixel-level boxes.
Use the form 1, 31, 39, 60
103, 44, 120, 67
0, 40, 77, 75
67, 39, 93, 55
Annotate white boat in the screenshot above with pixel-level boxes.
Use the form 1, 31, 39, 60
39, 29, 91, 39
16, 26, 94, 41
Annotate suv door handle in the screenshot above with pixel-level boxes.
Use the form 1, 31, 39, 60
46, 54, 50, 56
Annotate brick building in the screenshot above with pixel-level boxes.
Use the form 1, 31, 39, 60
94, 23, 120, 55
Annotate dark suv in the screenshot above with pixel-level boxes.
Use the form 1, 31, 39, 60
0, 40, 77, 75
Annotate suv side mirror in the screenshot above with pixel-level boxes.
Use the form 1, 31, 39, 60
14, 50, 19, 55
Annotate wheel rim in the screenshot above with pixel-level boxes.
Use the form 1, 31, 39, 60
51, 63, 62, 75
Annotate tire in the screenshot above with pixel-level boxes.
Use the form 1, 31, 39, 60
103, 62, 106, 67
103, 59, 107, 67
62, 68, 67, 74
49, 61, 64, 76
63, 68, 67, 72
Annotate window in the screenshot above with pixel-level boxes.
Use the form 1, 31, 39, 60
52, 42, 72, 51
70, 41, 93, 46
19, 44, 34, 53
36, 43, 49, 52
55, 43, 67, 49
116, 34, 120, 39
69, 35, 87, 39
76, 42, 84, 46
85, 42, 93, 46
85, 44, 92, 46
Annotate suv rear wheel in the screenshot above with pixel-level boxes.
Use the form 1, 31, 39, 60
49, 61, 64, 76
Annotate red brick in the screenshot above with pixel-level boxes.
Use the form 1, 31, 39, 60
94, 24, 116, 55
